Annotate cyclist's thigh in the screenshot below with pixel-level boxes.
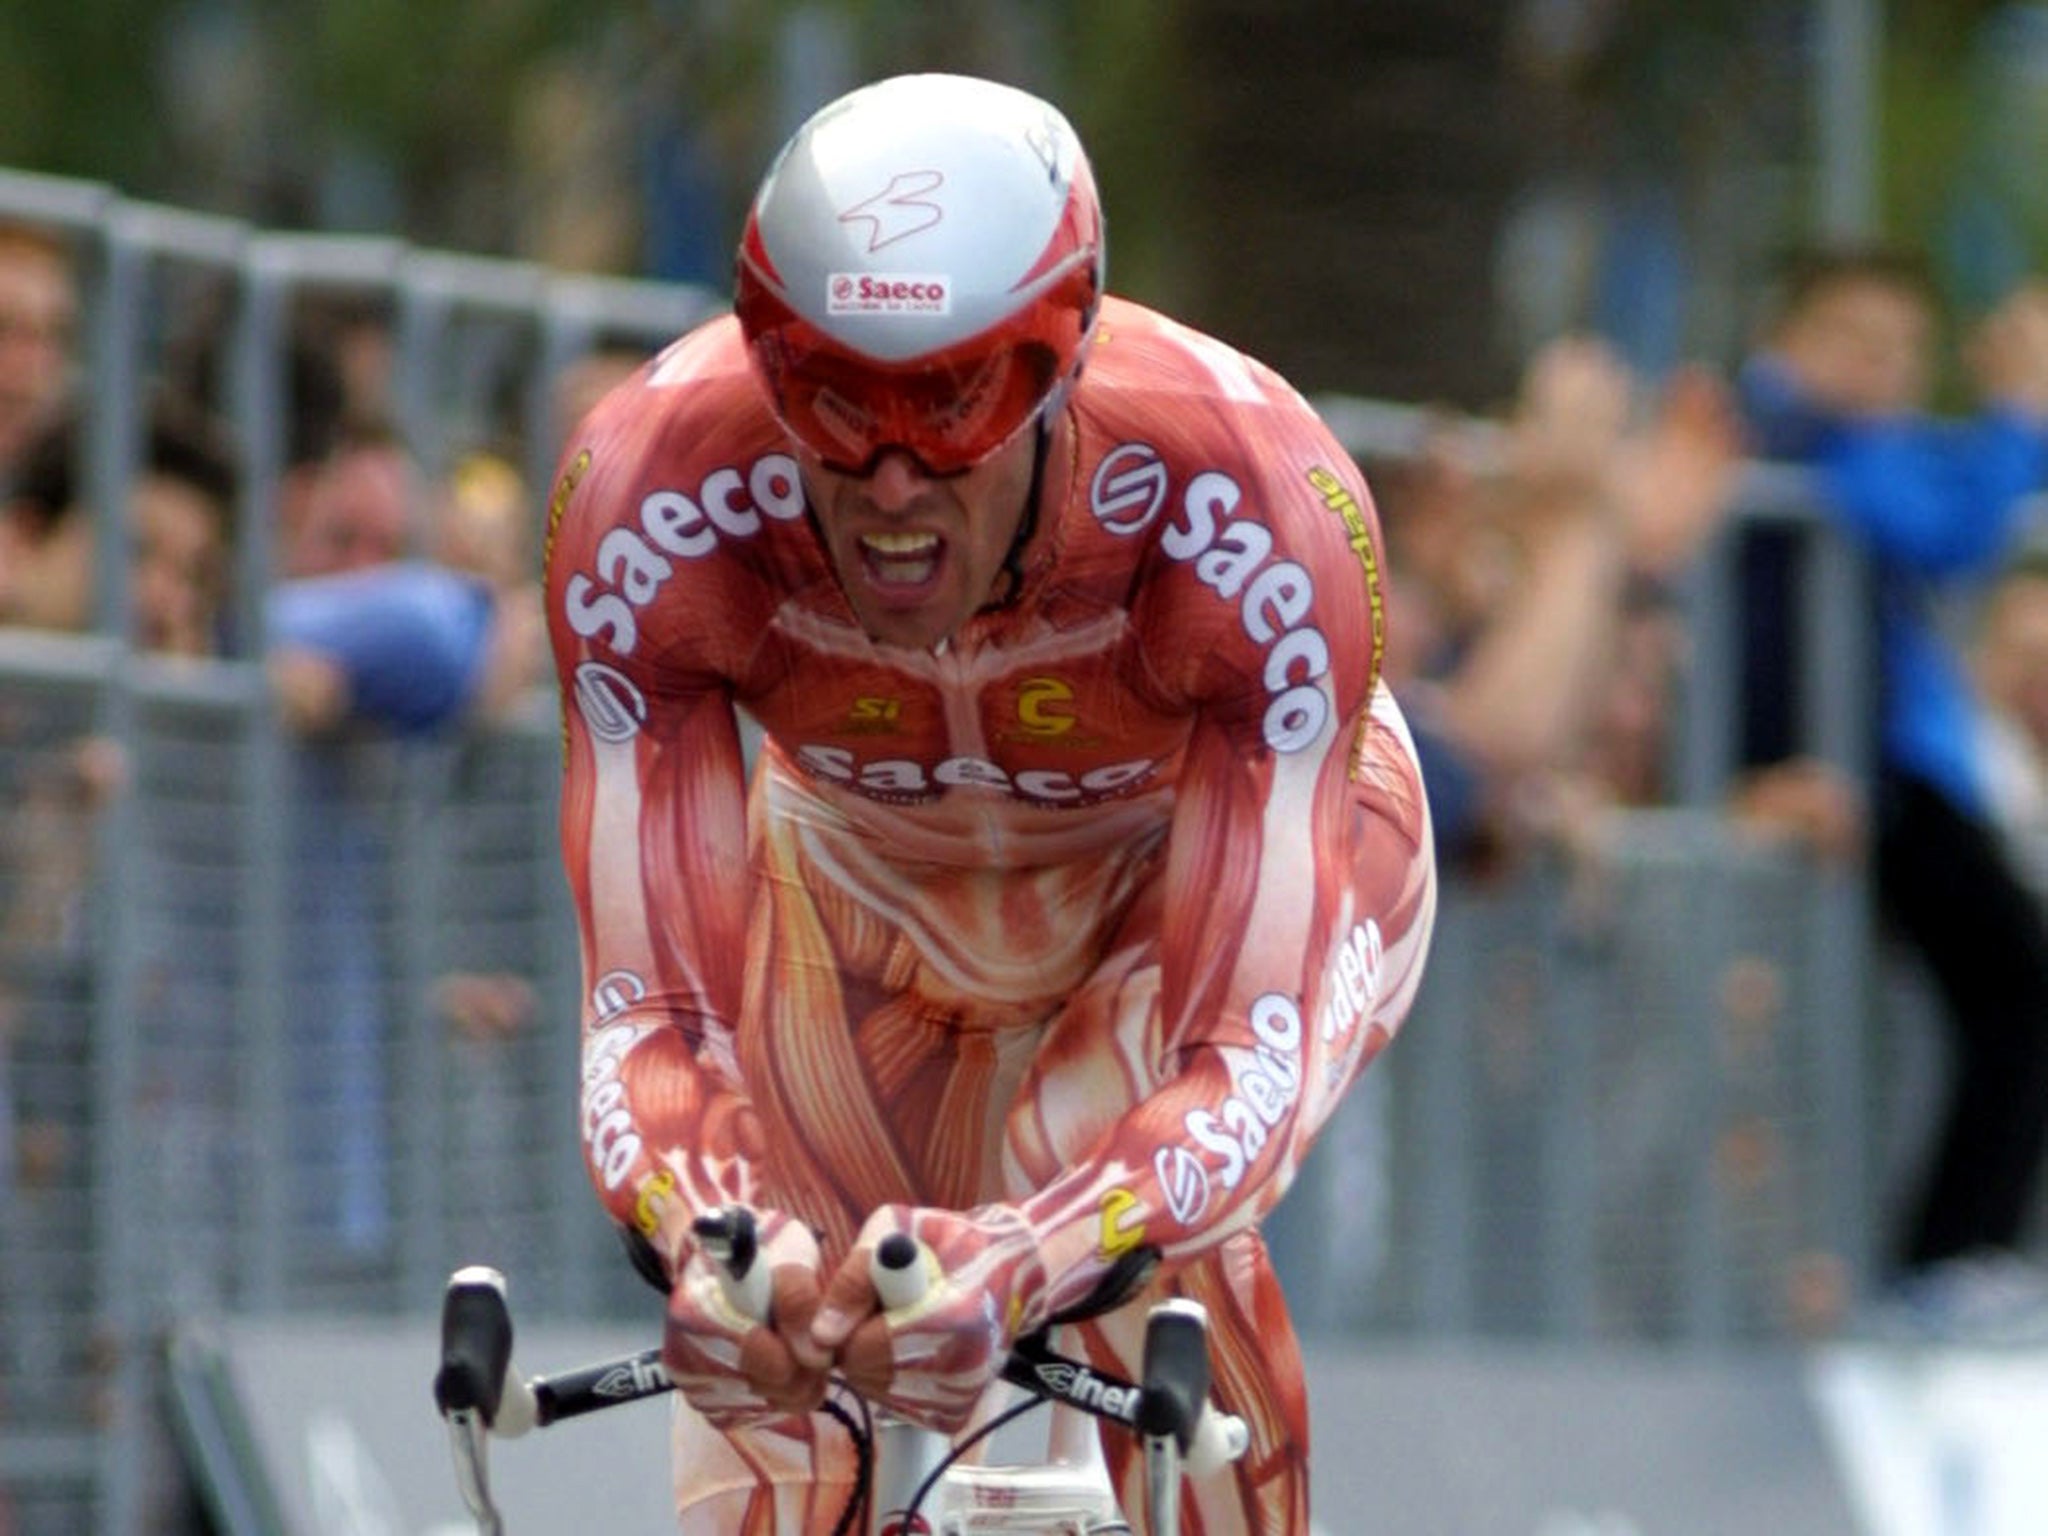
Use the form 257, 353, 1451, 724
999, 909, 1309, 1531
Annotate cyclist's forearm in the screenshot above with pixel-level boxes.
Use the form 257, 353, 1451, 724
1014, 1041, 1316, 1319
581, 1015, 764, 1267
553, 611, 760, 1265
1019, 690, 1434, 1321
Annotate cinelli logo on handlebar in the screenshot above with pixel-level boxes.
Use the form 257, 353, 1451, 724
1019, 1344, 1139, 1420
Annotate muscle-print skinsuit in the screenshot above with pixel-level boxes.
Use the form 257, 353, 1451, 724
546, 295, 1437, 1534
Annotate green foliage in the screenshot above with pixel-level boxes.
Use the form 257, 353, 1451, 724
0, 0, 1193, 281
0, 0, 597, 239
276, 0, 585, 171
1052, 0, 1189, 308
1878, 2, 1981, 251
0, 0, 173, 186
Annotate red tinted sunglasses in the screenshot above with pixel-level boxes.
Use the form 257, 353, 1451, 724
761, 340, 1060, 478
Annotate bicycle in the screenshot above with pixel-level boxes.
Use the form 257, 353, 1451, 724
433, 1207, 1249, 1534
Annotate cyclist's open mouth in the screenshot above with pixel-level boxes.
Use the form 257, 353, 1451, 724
858, 529, 944, 595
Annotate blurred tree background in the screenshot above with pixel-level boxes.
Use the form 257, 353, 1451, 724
4, 0, 2047, 407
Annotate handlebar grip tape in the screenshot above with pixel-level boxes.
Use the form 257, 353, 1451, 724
435, 1267, 514, 1426
1136, 1298, 1210, 1452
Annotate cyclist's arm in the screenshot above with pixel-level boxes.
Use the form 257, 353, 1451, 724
546, 451, 764, 1277
1015, 680, 1435, 1322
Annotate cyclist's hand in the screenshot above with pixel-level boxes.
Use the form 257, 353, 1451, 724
663, 1207, 829, 1427
808, 1203, 1049, 1432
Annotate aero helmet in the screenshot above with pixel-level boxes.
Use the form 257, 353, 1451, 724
734, 74, 1105, 476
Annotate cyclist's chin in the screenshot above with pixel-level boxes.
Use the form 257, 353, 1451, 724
842, 561, 977, 651
850, 595, 971, 652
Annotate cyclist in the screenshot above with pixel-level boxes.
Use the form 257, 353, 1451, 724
544, 72, 1437, 1533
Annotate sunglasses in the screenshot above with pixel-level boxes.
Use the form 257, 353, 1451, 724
758, 338, 1061, 478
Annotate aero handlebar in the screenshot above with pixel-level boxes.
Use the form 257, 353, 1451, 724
434, 1208, 1250, 1534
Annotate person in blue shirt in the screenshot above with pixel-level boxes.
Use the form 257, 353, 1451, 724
266, 427, 499, 1268
1734, 247, 2048, 1332
269, 426, 498, 733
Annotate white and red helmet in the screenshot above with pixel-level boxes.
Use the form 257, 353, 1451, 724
734, 73, 1104, 475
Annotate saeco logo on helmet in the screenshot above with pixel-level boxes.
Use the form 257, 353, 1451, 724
826, 273, 952, 316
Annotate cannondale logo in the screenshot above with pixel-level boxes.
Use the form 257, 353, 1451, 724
1089, 442, 1170, 535
574, 661, 648, 742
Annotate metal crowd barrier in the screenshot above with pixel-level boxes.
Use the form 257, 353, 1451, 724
1262, 439, 1885, 1347
0, 165, 723, 1535
0, 167, 1890, 1532
1271, 813, 1874, 1343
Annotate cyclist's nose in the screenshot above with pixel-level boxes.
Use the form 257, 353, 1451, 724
862, 447, 935, 509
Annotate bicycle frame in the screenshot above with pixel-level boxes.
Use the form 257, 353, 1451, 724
867, 1400, 1122, 1533
433, 1264, 1245, 1534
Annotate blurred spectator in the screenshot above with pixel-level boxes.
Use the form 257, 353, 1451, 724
319, 296, 398, 439
264, 426, 497, 1267
0, 399, 239, 652
268, 426, 494, 735
0, 396, 237, 972
428, 448, 548, 720
1, 404, 513, 1285
0, 398, 236, 1526
280, 423, 410, 578
1733, 247, 2048, 1333
0, 418, 91, 638
0, 222, 76, 485
433, 968, 539, 1045
1382, 333, 1740, 872
1975, 547, 2048, 903
0, 395, 239, 972
431, 449, 526, 590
